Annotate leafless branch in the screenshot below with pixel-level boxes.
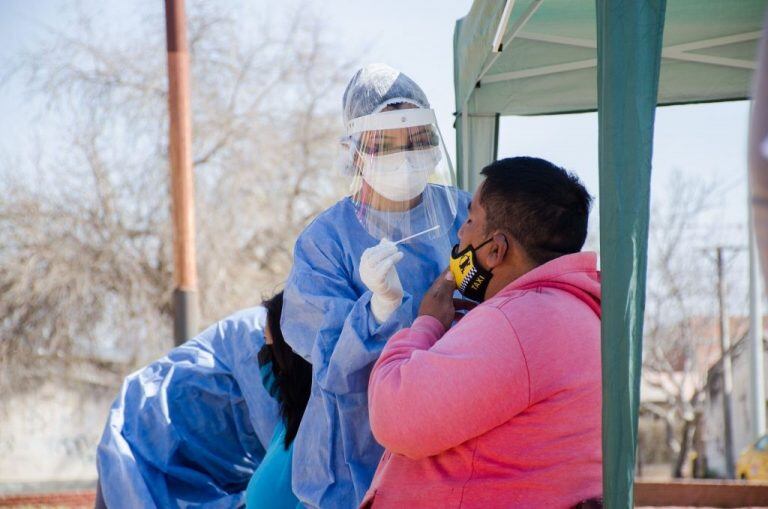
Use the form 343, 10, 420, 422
0, 3, 353, 393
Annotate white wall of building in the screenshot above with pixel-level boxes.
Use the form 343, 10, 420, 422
703, 343, 768, 477
0, 382, 113, 485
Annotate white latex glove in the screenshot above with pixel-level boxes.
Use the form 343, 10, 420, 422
360, 239, 405, 323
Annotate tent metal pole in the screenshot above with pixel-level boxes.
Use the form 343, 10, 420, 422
492, 0, 516, 53
466, 0, 544, 105
461, 105, 470, 189
481, 31, 759, 87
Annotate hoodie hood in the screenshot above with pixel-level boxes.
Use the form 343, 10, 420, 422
497, 252, 601, 317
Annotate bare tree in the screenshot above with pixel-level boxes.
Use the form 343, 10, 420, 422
0, 2, 352, 393
641, 171, 735, 477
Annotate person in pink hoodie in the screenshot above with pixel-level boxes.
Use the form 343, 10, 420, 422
364, 157, 602, 508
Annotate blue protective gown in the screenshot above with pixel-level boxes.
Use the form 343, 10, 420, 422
282, 185, 470, 508
96, 307, 280, 509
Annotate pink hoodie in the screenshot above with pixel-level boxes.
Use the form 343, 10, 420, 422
364, 252, 602, 509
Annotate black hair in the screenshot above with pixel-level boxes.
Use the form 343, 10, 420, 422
262, 291, 312, 449
479, 156, 592, 265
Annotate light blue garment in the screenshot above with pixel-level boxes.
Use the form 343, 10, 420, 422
282, 185, 470, 508
245, 421, 301, 509
96, 307, 280, 509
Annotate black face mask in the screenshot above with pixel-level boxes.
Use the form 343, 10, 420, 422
449, 237, 494, 302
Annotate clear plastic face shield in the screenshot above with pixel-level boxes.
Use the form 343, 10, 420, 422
341, 104, 459, 244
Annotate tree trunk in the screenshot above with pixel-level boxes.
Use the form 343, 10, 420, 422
673, 418, 694, 478
691, 409, 707, 478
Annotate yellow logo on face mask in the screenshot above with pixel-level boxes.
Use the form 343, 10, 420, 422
449, 239, 495, 302
450, 251, 473, 289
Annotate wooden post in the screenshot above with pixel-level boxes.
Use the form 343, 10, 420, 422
164, 0, 198, 345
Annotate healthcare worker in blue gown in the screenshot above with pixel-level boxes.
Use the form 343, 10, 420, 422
95, 306, 280, 508
282, 63, 471, 508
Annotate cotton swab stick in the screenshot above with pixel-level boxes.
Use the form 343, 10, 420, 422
394, 225, 440, 245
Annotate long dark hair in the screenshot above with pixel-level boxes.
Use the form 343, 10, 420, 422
262, 292, 312, 449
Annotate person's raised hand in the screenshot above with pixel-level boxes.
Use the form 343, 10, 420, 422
418, 270, 460, 330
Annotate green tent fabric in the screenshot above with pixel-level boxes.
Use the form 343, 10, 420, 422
596, 2, 666, 506
453, 0, 764, 506
454, 0, 763, 186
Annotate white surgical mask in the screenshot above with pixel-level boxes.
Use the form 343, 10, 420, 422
361, 146, 441, 202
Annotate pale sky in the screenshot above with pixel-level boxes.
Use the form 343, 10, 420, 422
0, 0, 752, 220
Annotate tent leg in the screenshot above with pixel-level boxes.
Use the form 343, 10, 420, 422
596, 1, 666, 507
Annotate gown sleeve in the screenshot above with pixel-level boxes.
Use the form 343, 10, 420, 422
96, 308, 279, 509
281, 224, 415, 395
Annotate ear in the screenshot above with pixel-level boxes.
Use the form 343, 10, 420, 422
485, 233, 509, 269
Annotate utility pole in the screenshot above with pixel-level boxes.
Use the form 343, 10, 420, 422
749, 212, 767, 441
716, 246, 736, 479
164, 0, 198, 345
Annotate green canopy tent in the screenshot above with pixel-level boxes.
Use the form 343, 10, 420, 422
453, 1, 764, 506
